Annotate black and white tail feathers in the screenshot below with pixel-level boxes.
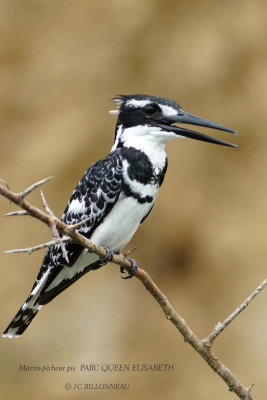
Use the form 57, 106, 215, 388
2, 269, 50, 338
2, 257, 105, 338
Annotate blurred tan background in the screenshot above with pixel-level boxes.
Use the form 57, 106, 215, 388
1, 0, 267, 399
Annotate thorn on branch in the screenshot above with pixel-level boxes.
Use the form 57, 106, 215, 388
123, 245, 139, 257
0, 178, 9, 190
247, 383, 254, 393
4, 236, 70, 255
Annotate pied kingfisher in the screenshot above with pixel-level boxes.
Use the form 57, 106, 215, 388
3, 94, 237, 338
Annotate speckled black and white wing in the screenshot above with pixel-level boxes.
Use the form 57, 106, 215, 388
36, 149, 123, 302
62, 150, 123, 237
2, 151, 123, 338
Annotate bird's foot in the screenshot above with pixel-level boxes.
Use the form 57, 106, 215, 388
98, 246, 113, 266
121, 258, 138, 279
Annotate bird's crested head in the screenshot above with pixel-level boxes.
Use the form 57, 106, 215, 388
110, 94, 238, 151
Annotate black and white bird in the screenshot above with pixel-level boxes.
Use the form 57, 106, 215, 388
2, 94, 237, 338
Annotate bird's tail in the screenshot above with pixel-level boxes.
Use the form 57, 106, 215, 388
2, 269, 50, 338
2, 296, 42, 338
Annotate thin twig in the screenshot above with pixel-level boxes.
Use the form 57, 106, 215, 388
65, 216, 92, 232
203, 278, 267, 346
40, 188, 56, 217
19, 176, 53, 198
5, 210, 29, 217
40, 189, 69, 263
4, 236, 70, 255
124, 245, 139, 257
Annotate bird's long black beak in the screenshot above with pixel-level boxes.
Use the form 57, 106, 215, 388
158, 109, 238, 147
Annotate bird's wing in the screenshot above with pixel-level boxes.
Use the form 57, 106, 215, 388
62, 149, 123, 239
32, 150, 123, 304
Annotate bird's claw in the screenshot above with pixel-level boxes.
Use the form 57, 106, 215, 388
98, 246, 113, 266
121, 257, 138, 279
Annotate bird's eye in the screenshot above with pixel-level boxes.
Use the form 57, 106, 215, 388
143, 103, 159, 115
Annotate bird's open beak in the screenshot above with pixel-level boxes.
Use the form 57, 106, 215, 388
158, 109, 238, 147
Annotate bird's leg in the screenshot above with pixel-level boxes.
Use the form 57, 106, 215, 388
121, 258, 138, 279
98, 246, 113, 266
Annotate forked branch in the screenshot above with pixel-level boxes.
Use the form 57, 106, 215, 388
1, 177, 263, 400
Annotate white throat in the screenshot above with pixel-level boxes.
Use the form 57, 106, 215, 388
112, 124, 176, 170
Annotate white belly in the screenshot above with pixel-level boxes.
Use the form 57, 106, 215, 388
90, 193, 154, 251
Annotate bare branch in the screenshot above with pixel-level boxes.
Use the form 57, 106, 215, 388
203, 278, 267, 346
0, 177, 261, 400
4, 236, 70, 255
0, 179, 107, 259
19, 176, 54, 198
40, 189, 55, 217
65, 216, 92, 232
5, 210, 29, 217
132, 267, 254, 400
